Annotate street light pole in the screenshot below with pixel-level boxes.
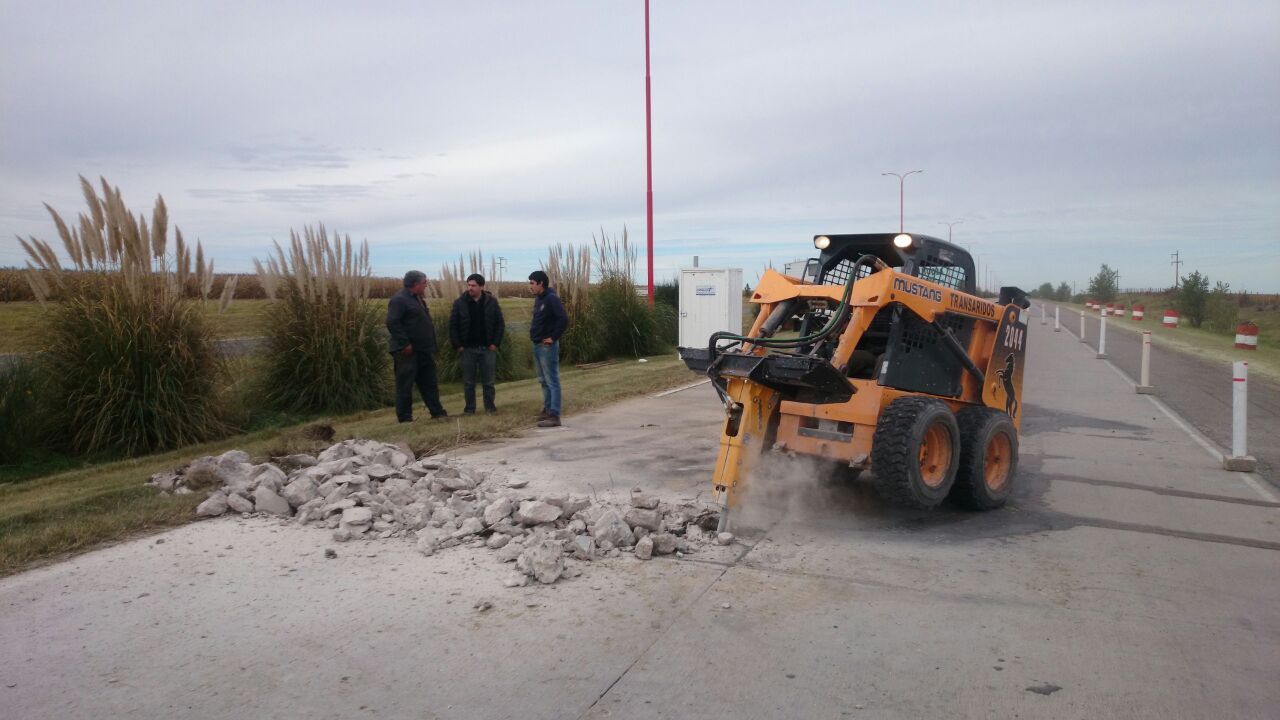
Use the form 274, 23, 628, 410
882, 170, 922, 233
939, 220, 963, 243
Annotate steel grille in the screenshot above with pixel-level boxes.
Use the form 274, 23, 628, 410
917, 254, 966, 290
898, 312, 967, 356
819, 258, 875, 288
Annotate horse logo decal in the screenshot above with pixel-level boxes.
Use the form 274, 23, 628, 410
995, 353, 1018, 419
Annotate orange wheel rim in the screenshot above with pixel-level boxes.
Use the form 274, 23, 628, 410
919, 423, 953, 488
984, 432, 1012, 491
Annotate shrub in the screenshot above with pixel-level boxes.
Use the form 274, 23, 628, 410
1176, 270, 1211, 328
1206, 281, 1237, 333
653, 279, 678, 308
254, 225, 389, 413
653, 301, 678, 347
0, 357, 45, 464
17, 176, 233, 455
586, 229, 662, 358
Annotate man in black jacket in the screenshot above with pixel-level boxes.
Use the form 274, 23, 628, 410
528, 270, 569, 427
448, 273, 505, 415
387, 270, 447, 422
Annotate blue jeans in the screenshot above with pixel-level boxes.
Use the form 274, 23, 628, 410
532, 341, 561, 416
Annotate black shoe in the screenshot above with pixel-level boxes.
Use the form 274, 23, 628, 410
537, 414, 561, 428
463, 409, 476, 416
537, 409, 551, 421
430, 411, 449, 420
398, 418, 414, 424
485, 407, 498, 415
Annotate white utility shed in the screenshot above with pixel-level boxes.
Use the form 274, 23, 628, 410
678, 267, 744, 348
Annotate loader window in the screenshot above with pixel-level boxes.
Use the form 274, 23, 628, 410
916, 255, 967, 291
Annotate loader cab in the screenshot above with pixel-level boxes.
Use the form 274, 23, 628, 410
804, 233, 978, 398
811, 233, 976, 294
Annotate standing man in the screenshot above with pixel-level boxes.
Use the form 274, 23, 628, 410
449, 273, 505, 415
528, 270, 569, 427
387, 270, 448, 422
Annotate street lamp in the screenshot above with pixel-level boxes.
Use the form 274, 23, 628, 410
882, 170, 923, 233
939, 220, 963, 243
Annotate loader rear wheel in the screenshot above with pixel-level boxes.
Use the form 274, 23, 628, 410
951, 408, 1018, 510
871, 397, 960, 508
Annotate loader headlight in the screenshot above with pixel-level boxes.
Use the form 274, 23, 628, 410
814, 235, 831, 250
893, 233, 914, 248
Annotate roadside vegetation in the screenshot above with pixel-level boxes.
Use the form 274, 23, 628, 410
15, 177, 236, 455
0, 178, 700, 575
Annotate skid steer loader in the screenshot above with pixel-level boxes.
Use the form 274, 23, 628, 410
678, 233, 1030, 529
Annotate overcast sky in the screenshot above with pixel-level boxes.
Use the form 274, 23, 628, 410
2, 0, 1277, 292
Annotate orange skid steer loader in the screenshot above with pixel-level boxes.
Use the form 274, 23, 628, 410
679, 233, 1030, 531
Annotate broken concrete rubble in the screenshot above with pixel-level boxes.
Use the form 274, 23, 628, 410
151, 438, 726, 588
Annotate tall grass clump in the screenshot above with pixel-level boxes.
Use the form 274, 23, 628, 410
543, 242, 600, 363
589, 228, 660, 358
16, 176, 233, 455
254, 225, 388, 413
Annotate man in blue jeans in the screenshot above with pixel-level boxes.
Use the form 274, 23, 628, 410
528, 270, 569, 427
448, 273, 505, 415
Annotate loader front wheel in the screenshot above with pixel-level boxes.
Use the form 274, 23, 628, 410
951, 408, 1018, 510
871, 397, 960, 508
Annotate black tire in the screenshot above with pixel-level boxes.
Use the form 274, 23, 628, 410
870, 397, 961, 508
951, 407, 1018, 510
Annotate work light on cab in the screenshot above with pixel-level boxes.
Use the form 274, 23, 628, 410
814, 235, 831, 250
893, 233, 913, 248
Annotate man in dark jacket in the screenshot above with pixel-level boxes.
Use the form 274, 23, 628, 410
448, 273, 505, 415
528, 270, 569, 427
387, 270, 447, 422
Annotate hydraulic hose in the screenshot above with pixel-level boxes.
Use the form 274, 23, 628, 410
707, 254, 886, 356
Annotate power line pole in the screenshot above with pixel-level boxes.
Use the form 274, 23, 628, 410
1170, 251, 1182, 288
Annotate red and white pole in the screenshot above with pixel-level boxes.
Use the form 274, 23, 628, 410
1162, 309, 1179, 328
1223, 361, 1256, 471
1234, 322, 1259, 350
1133, 304, 1145, 322
1136, 331, 1154, 394
644, 0, 654, 308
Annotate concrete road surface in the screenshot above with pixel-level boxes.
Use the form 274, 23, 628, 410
2, 320, 1278, 719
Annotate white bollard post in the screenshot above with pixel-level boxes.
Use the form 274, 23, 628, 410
1136, 331, 1154, 393
1080, 311, 1087, 343
1096, 313, 1108, 359
1224, 362, 1256, 471
1040, 304, 1046, 325
1054, 305, 1061, 332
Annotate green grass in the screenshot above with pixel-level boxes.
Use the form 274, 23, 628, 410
0, 356, 696, 576
0, 297, 537, 353
1056, 300, 1280, 383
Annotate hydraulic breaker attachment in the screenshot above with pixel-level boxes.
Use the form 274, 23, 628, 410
710, 375, 781, 530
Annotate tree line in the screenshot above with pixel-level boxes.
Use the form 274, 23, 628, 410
1030, 263, 1260, 330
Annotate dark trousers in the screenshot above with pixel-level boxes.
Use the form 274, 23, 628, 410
460, 347, 498, 412
393, 350, 446, 421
